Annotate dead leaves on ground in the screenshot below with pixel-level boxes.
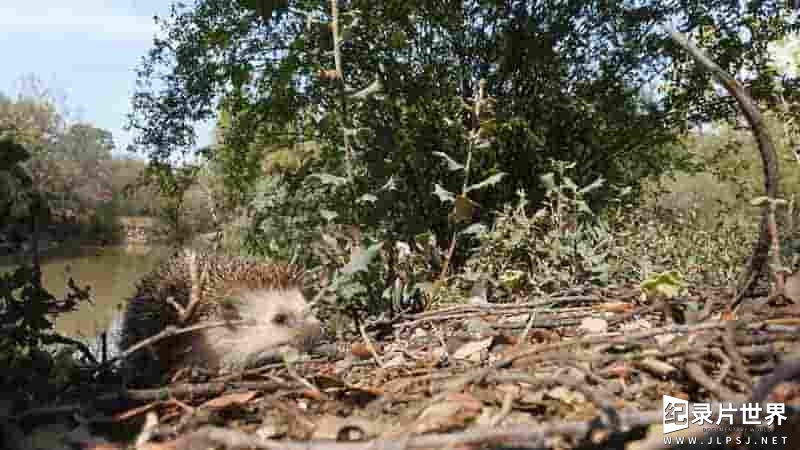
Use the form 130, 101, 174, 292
13, 285, 800, 450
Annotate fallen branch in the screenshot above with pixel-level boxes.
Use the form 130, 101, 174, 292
9, 380, 298, 422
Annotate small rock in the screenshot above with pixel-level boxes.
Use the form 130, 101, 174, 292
578, 317, 608, 334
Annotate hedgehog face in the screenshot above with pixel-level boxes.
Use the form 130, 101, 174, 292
201, 287, 324, 371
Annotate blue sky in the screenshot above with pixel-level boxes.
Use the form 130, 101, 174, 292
0, 0, 214, 157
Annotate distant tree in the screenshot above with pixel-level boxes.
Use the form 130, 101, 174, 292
58, 123, 114, 161
0, 78, 116, 217
54, 123, 115, 207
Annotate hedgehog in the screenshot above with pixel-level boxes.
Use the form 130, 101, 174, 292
117, 250, 324, 386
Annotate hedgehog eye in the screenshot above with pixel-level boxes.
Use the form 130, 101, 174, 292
273, 313, 289, 326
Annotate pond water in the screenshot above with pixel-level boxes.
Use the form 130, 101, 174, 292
0, 244, 172, 340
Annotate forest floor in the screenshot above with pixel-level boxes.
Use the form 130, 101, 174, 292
7, 284, 800, 450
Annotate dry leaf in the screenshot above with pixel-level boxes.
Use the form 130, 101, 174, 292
200, 391, 258, 409
300, 389, 324, 401
495, 383, 522, 398
412, 327, 429, 339
595, 302, 634, 314
452, 337, 493, 360
311, 375, 383, 403
112, 401, 161, 422
413, 393, 483, 433
319, 69, 339, 80
449, 194, 477, 224
351, 342, 373, 359
311, 375, 347, 389
528, 329, 560, 343
604, 362, 631, 380
654, 333, 677, 347
382, 354, 407, 369
721, 308, 737, 321
491, 333, 518, 347
636, 358, 678, 378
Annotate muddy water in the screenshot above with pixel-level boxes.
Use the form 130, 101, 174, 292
0, 244, 172, 340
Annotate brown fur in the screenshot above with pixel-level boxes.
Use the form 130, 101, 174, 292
118, 251, 323, 385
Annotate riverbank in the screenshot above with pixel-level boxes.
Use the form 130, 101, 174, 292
0, 214, 163, 257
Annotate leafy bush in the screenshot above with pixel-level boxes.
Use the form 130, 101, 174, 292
461, 161, 616, 298
607, 199, 757, 287
244, 173, 330, 264
0, 265, 92, 400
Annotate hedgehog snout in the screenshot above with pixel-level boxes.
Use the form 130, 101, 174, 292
295, 315, 325, 351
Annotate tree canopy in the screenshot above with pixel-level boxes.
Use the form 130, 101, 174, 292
126, 0, 800, 258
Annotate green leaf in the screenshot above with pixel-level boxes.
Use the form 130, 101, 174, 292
540, 173, 556, 190
357, 193, 378, 204
576, 200, 593, 215
338, 281, 367, 299
311, 173, 349, 187
500, 269, 525, 285
231, 63, 251, 88
320, 209, 338, 221
415, 232, 435, 248
465, 172, 506, 193
460, 223, 487, 236
640, 270, 684, 299
563, 177, 579, 192
433, 184, 456, 203
579, 177, 605, 194
379, 176, 398, 191
341, 242, 384, 275
432, 151, 464, 171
